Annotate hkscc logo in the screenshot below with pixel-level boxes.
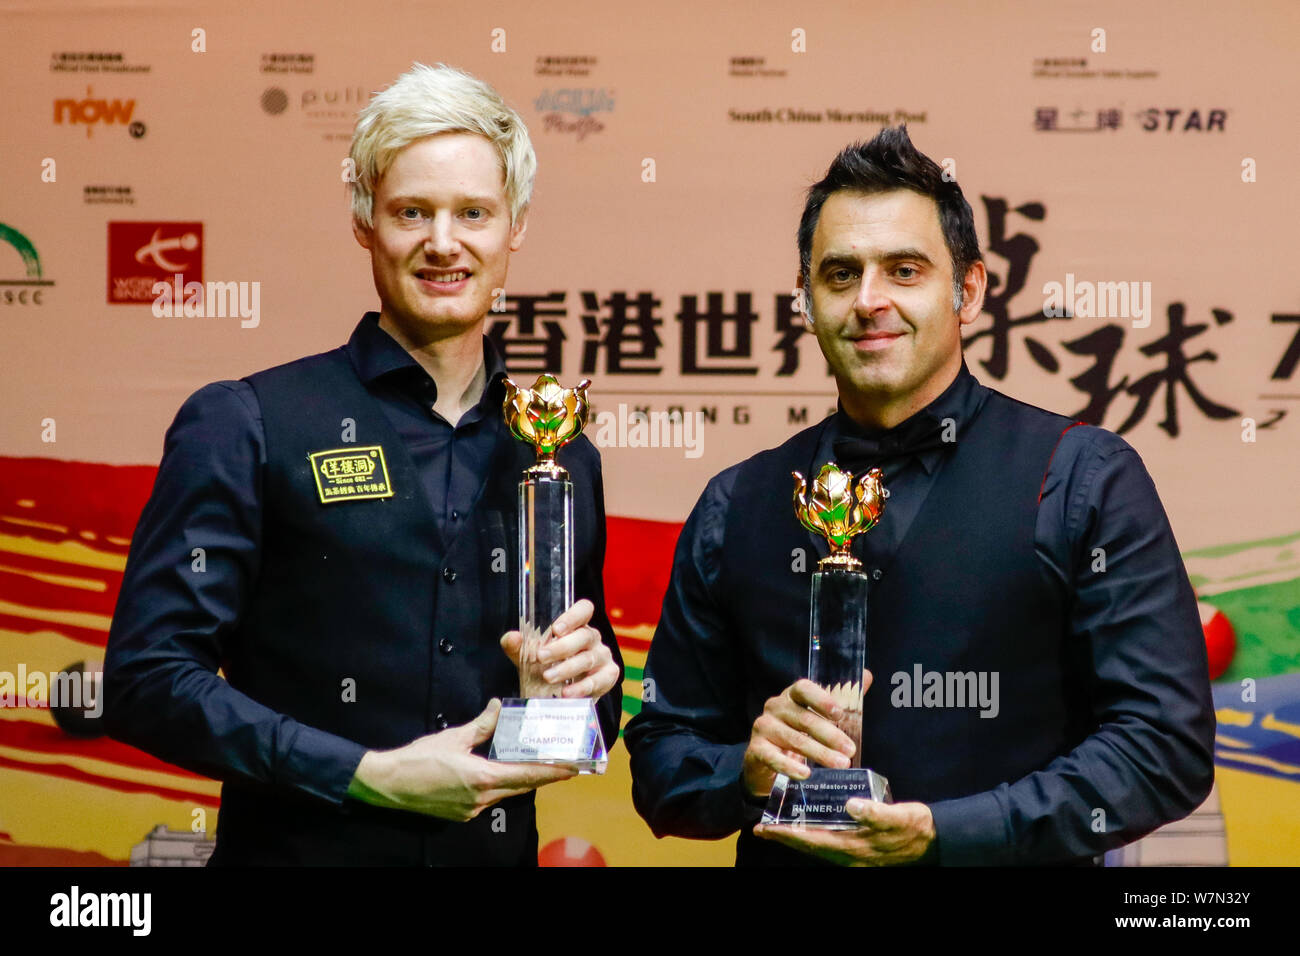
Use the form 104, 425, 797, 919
107, 222, 203, 304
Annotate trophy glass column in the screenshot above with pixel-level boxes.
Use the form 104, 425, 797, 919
763, 463, 893, 828
489, 374, 608, 773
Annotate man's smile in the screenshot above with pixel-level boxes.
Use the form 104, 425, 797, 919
414, 268, 471, 293
850, 330, 906, 352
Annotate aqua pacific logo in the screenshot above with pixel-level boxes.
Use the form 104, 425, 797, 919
533, 88, 615, 117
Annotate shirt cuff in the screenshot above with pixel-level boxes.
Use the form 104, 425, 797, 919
279, 722, 369, 809
927, 790, 1011, 866
727, 745, 768, 828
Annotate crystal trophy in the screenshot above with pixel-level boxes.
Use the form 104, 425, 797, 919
488, 374, 607, 773
762, 462, 894, 827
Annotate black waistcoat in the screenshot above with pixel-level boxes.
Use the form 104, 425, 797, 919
212, 346, 555, 865
721, 391, 1093, 865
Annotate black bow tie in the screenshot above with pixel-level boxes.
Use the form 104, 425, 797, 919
832, 413, 951, 472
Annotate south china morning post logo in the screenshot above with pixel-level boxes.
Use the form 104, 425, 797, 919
728, 106, 928, 125
533, 88, 614, 141
0, 222, 55, 306
309, 446, 394, 503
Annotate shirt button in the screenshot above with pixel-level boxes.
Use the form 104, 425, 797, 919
442, 567, 457, 583
871, 568, 883, 581
451, 510, 460, 521
439, 638, 454, 654
435, 713, 448, 730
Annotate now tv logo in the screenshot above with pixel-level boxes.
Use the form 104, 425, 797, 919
53, 86, 137, 135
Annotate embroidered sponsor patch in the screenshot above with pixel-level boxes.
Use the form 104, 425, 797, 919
308, 446, 394, 503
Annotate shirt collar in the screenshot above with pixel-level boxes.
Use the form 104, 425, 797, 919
828, 358, 988, 475
346, 312, 509, 405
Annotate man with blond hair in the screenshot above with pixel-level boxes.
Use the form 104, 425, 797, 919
104, 63, 623, 865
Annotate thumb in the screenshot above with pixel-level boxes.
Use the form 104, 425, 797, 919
499, 630, 522, 667
459, 698, 503, 749
845, 797, 880, 827
863, 668, 874, 694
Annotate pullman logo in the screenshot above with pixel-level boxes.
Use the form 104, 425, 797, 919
261, 87, 289, 115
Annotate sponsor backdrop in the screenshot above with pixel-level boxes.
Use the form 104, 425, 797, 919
1, 0, 1297, 866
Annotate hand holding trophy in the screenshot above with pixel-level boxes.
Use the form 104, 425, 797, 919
489, 374, 608, 773
761, 461, 894, 827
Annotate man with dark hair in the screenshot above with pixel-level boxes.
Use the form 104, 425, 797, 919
625, 125, 1215, 866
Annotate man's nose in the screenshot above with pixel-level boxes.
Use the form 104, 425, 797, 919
422, 212, 461, 258
854, 267, 891, 317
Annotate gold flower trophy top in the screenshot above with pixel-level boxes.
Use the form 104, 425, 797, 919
503, 374, 592, 477
792, 462, 886, 571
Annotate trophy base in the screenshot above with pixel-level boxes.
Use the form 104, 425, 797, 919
488, 698, 608, 774
761, 768, 893, 828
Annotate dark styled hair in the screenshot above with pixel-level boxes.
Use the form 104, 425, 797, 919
797, 125, 981, 312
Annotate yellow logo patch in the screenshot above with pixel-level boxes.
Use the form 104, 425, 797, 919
308, 446, 394, 503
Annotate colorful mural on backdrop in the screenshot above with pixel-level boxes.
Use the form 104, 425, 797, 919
2, 0, 1298, 865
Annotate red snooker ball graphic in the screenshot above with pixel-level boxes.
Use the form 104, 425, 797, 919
539, 837, 606, 867
1198, 602, 1236, 680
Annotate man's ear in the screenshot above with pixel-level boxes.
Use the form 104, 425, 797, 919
509, 206, 529, 252
352, 216, 373, 252
957, 261, 987, 326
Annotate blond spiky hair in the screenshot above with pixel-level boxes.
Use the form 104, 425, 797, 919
349, 62, 536, 229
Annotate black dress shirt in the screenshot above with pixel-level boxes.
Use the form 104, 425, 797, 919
624, 359, 1215, 864
103, 314, 622, 855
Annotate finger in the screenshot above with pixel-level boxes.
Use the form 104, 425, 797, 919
561, 659, 619, 699
863, 668, 874, 694
754, 823, 843, 852
546, 599, 595, 642
749, 737, 813, 781
544, 632, 610, 683
484, 762, 579, 791
789, 679, 845, 720
759, 714, 851, 769
539, 627, 600, 673
499, 631, 522, 666
767, 697, 855, 758
457, 698, 502, 748
845, 797, 885, 828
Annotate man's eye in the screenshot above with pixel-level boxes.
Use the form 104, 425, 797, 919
832, 269, 855, 283
895, 266, 917, 279
464, 208, 484, 220
399, 207, 422, 220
